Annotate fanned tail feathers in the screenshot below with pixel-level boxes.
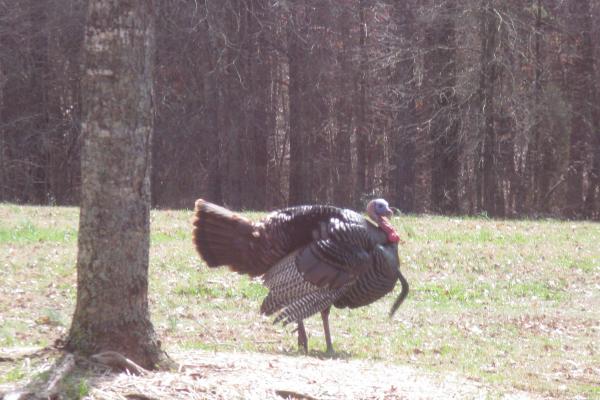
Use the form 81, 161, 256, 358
192, 199, 266, 276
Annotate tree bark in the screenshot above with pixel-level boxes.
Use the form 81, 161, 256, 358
65, 0, 167, 369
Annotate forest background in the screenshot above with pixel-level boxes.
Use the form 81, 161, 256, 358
1, 0, 599, 219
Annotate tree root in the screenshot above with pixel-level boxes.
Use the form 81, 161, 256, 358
39, 354, 76, 398
2, 353, 75, 400
1, 350, 151, 400
90, 351, 148, 376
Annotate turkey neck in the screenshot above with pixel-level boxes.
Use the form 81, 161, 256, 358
378, 216, 400, 244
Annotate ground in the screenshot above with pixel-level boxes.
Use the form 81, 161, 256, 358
0, 205, 599, 399
2, 348, 537, 399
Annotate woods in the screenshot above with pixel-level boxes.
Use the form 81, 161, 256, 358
1, 0, 599, 219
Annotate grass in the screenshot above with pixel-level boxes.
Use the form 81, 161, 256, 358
0, 204, 599, 398
0, 222, 76, 244
0, 366, 26, 384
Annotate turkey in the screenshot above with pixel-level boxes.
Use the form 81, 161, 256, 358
192, 198, 409, 353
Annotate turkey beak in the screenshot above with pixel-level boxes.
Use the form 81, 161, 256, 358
389, 269, 409, 318
381, 206, 393, 220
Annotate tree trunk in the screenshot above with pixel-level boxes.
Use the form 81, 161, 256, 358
333, 4, 354, 207
288, 4, 311, 205
587, 59, 600, 219
389, 1, 416, 212
519, 0, 545, 215
28, 0, 52, 204
66, 0, 167, 369
246, 0, 271, 210
587, 132, 600, 219
355, 0, 368, 204
309, 3, 332, 204
426, 0, 460, 214
0, 50, 5, 201
202, 6, 223, 205
478, 0, 499, 216
565, 0, 594, 218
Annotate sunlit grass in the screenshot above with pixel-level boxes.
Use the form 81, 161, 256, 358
0, 220, 76, 244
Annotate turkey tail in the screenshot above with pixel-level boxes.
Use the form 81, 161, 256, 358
192, 199, 266, 276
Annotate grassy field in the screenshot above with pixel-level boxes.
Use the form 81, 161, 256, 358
0, 204, 599, 398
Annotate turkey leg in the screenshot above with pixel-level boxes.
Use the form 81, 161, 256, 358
321, 306, 334, 354
297, 320, 308, 354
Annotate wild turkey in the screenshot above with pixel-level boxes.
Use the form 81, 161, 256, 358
192, 198, 409, 353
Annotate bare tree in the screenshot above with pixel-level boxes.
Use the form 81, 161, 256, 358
354, 0, 370, 203
564, 0, 596, 218
333, 3, 356, 207
425, 0, 460, 214
388, 0, 417, 212
477, 0, 500, 215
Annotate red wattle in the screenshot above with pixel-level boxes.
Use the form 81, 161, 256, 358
380, 217, 400, 244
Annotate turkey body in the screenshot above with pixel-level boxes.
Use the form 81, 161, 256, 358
192, 199, 409, 353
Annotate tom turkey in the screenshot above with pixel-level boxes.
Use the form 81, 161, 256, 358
192, 198, 409, 353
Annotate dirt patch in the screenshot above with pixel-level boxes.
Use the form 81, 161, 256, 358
87, 350, 537, 399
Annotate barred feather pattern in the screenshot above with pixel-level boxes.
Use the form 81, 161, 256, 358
335, 244, 400, 309
261, 252, 309, 311
269, 208, 375, 247
261, 251, 348, 324
322, 212, 378, 251
273, 289, 345, 326
260, 207, 397, 320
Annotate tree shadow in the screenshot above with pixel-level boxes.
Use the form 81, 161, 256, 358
265, 346, 355, 360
